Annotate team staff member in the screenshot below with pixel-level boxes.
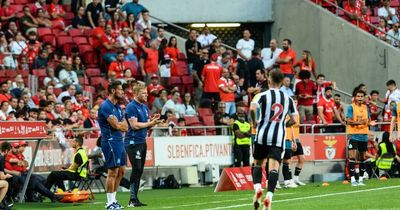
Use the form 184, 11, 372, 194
46, 137, 88, 192
282, 110, 306, 189
347, 90, 371, 187
250, 70, 297, 210
98, 80, 128, 210
125, 84, 162, 207
232, 110, 251, 167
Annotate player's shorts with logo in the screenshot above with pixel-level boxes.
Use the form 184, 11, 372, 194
102, 139, 126, 169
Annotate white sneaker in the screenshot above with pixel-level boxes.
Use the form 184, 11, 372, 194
363, 173, 369, 180
293, 179, 306, 186
275, 181, 282, 189
351, 181, 358, 187
284, 180, 298, 188
358, 181, 366, 186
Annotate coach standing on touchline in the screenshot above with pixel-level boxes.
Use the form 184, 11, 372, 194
125, 83, 162, 207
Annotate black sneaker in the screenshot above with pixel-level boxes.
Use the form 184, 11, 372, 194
127, 199, 147, 207
51, 194, 64, 203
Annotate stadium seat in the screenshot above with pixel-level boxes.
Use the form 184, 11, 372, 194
78, 44, 94, 54
178, 52, 186, 60
125, 61, 138, 76
41, 35, 56, 47
83, 29, 93, 37
79, 76, 89, 86
9, 5, 23, 12
169, 76, 181, 86
85, 68, 102, 77
391, 0, 399, 7
13, 0, 28, 4
182, 75, 194, 94
63, 4, 72, 12
32, 69, 47, 77
5, 70, 18, 78
176, 61, 188, 76
198, 108, 213, 117
90, 77, 107, 87
37, 28, 52, 38
57, 36, 74, 47
201, 115, 216, 135
84, 86, 96, 94
73, 37, 89, 45
184, 116, 201, 126
371, 16, 379, 25
69, 29, 84, 37
65, 12, 75, 20
53, 88, 62, 96
17, 70, 30, 77
63, 43, 78, 57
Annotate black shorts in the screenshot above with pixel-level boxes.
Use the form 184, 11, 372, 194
293, 142, 304, 156
348, 140, 368, 152
253, 143, 284, 162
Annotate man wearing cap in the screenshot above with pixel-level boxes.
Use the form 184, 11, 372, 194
147, 74, 164, 108
46, 137, 88, 192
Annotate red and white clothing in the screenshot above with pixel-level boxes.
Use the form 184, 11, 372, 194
382, 106, 392, 132
117, 35, 135, 55
315, 81, 334, 104
218, 77, 235, 102
375, 27, 389, 40
359, 13, 371, 32
144, 48, 159, 74
317, 96, 336, 123
201, 62, 223, 93
147, 83, 165, 105
344, 3, 361, 25
369, 101, 379, 121
101, 33, 117, 55
108, 61, 128, 78
48, 3, 65, 29
278, 48, 296, 74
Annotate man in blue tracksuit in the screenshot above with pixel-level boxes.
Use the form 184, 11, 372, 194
125, 83, 162, 207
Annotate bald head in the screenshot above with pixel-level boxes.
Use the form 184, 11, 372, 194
270, 39, 278, 50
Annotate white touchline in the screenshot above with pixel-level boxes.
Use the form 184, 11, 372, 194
204, 185, 400, 210
161, 193, 297, 209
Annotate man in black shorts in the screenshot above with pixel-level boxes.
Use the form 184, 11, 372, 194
250, 70, 297, 210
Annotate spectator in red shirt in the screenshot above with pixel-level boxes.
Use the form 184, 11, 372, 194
91, 18, 106, 49
316, 74, 336, 103
0, 82, 11, 103
140, 39, 159, 84
147, 74, 164, 107
295, 71, 317, 123
359, 6, 372, 32
107, 12, 126, 38
5, 142, 26, 173
317, 87, 344, 133
31, 87, 46, 106
344, 0, 361, 26
0, 0, 16, 26
369, 90, 381, 131
165, 36, 180, 76
218, 68, 237, 115
48, 0, 66, 30
101, 24, 121, 65
276, 38, 296, 86
201, 53, 223, 107
293, 50, 317, 80
382, 101, 395, 132
108, 51, 128, 78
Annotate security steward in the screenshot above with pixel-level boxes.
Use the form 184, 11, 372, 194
46, 136, 88, 191
232, 111, 252, 167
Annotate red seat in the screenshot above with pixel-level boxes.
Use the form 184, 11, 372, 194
201, 115, 216, 135
37, 28, 52, 38
41, 34, 56, 47
73, 37, 88, 45
169, 76, 181, 86
83, 29, 93, 37
53, 88, 62, 96
57, 36, 74, 47
198, 108, 213, 117
65, 12, 75, 20
9, 5, 23, 12
184, 116, 201, 126
13, 0, 28, 4
78, 44, 94, 54
63, 43, 77, 57
182, 75, 193, 94
63, 4, 72, 12
79, 76, 89, 85
391, 0, 399, 7
17, 70, 29, 77
90, 77, 107, 87
176, 61, 188, 76
86, 68, 101, 77
84, 85, 96, 94
69, 28, 84, 37
371, 16, 379, 25
5, 71, 18, 77
32, 69, 47, 77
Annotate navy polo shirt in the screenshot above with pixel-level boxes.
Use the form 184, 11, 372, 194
125, 99, 149, 145
98, 99, 124, 141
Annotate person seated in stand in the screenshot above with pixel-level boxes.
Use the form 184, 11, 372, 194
45, 137, 88, 192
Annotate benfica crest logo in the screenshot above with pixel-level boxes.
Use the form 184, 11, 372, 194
323, 136, 337, 160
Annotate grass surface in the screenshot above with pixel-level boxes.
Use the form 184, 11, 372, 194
13, 178, 400, 210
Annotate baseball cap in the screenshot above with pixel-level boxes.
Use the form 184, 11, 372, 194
11, 142, 20, 148
151, 74, 158, 79
19, 140, 27, 147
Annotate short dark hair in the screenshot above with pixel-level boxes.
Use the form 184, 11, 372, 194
317, 74, 325, 79
1, 142, 11, 152
283, 38, 292, 45
177, 118, 185, 123
325, 86, 333, 92
157, 26, 164, 32
386, 80, 396, 86
252, 48, 261, 56
108, 80, 122, 94
299, 70, 311, 80
75, 136, 84, 146
356, 90, 366, 96
334, 94, 341, 97
370, 90, 379, 95
269, 70, 284, 84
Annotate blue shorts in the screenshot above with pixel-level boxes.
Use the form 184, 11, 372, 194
101, 140, 126, 169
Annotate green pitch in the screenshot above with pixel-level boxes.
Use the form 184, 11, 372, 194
13, 178, 400, 210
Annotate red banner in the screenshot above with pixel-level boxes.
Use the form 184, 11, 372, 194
0, 121, 47, 139
215, 167, 266, 192
298, 134, 347, 161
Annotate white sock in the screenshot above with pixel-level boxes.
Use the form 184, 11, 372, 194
293, 175, 299, 181
266, 191, 274, 200
359, 176, 364, 182
351, 176, 356, 183
254, 183, 262, 192
113, 192, 117, 203
107, 193, 113, 205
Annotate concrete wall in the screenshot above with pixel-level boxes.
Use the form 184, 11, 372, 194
272, 0, 400, 95
141, 0, 273, 23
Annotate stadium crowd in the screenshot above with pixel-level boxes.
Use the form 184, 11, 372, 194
0, 0, 400, 208
312, 0, 400, 47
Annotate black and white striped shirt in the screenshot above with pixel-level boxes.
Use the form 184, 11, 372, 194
251, 88, 297, 147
